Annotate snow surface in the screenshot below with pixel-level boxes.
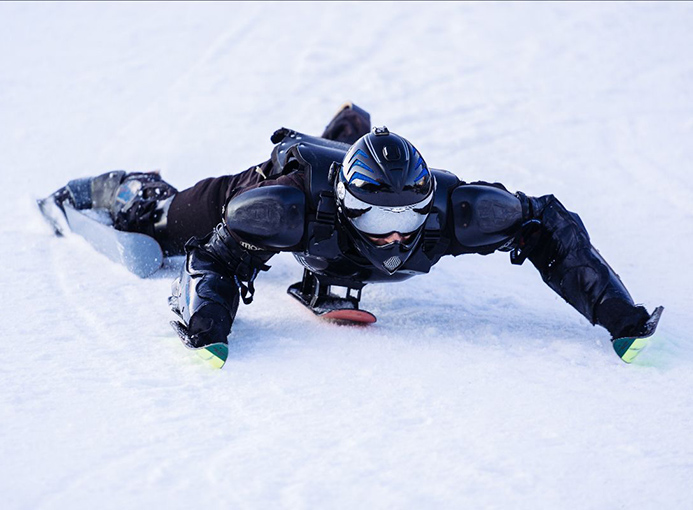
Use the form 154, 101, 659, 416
2, 2, 693, 509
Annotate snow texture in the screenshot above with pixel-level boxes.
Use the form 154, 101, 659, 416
1, 3, 692, 509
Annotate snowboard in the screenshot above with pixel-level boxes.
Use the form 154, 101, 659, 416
37, 198, 163, 278
612, 306, 664, 363
170, 320, 229, 369
287, 283, 376, 324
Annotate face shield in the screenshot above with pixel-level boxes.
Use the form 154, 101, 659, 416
337, 181, 434, 239
336, 180, 435, 274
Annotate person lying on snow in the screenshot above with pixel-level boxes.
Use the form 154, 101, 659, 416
39, 103, 663, 364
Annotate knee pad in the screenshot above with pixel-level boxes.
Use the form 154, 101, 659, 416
225, 185, 305, 249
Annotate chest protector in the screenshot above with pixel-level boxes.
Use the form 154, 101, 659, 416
269, 129, 457, 285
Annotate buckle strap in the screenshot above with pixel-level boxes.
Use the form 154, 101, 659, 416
204, 223, 272, 305
234, 268, 259, 305
315, 191, 337, 224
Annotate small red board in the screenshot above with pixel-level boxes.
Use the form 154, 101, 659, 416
321, 309, 377, 323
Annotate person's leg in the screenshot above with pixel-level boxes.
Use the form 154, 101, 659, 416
161, 163, 270, 254
165, 102, 371, 251
41, 166, 263, 256
321, 102, 371, 143
55, 102, 371, 254
40, 170, 178, 241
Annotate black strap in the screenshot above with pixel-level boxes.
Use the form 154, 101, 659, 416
234, 268, 259, 305
510, 220, 542, 265
315, 191, 337, 224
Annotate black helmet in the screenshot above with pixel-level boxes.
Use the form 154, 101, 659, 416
335, 127, 435, 274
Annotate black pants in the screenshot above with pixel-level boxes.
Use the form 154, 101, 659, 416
162, 169, 263, 255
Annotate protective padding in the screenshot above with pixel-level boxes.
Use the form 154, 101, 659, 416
225, 185, 305, 249
451, 185, 523, 247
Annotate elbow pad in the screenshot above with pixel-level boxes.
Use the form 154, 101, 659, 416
451, 185, 523, 248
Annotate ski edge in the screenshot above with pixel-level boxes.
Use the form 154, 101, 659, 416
62, 203, 164, 278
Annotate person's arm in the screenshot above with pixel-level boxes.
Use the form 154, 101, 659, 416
169, 183, 306, 348
445, 182, 651, 338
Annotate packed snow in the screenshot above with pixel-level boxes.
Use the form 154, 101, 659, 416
1, 2, 692, 509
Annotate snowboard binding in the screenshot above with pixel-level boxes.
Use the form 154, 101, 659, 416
287, 269, 376, 323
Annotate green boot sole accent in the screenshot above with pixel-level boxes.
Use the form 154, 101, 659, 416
612, 306, 664, 363
196, 343, 229, 369
613, 336, 650, 363
170, 321, 229, 369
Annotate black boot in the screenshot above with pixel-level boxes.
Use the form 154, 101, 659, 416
41, 170, 178, 249
107, 173, 176, 233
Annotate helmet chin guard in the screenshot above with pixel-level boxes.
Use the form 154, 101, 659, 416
335, 127, 434, 274
345, 223, 425, 275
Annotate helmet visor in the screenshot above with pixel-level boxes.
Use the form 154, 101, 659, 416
341, 188, 434, 236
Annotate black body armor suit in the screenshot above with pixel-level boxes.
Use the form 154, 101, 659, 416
170, 128, 649, 348
268, 129, 454, 283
